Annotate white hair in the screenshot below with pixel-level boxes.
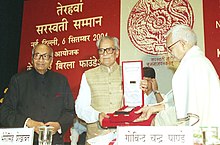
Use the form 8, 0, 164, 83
96, 36, 120, 49
32, 43, 54, 57
166, 24, 197, 46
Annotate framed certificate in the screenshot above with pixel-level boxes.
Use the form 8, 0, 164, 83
122, 60, 143, 107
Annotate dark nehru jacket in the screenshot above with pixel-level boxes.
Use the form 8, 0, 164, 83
0, 69, 75, 145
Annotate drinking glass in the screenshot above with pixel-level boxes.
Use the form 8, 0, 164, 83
38, 126, 54, 145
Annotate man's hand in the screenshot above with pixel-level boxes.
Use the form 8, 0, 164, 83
151, 78, 159, 92
133, 104, 165, 122
140, 78, 159, 92
26, 119, 45, 134
140, 79, 149, 93
98, 112, 109, 126
133, 106, 155, 122
45, 122, 61, 134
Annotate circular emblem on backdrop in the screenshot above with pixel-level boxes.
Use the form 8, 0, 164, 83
127, 0, 194, 55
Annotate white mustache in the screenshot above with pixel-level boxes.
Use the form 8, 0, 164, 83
102, 57, 111, 59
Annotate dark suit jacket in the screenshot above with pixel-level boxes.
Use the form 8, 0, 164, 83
0, 69, 75, 145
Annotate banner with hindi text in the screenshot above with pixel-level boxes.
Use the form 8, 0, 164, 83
19, 0, 120, 142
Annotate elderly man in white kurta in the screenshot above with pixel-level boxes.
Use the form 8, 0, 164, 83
75, 36, 123, 144
135, 24, 220, 127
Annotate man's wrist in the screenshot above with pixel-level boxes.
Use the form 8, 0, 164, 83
154, 90, 160, 95
24, 118, 31, 128
98, 112, 103, 121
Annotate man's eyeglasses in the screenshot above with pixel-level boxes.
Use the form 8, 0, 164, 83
33, 53, 52, 60
98, 47, 116, 55
167, 40, 181, 52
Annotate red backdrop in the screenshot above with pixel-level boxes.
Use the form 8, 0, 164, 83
18, 0, 220, 143
19, 0, 120, 99
19, 0, 120, 142
203, 0, 220, 77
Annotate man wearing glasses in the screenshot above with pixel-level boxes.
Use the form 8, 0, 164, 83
75, 36, 123, 144
0, 43, 75, 145
135, 24, 220, 127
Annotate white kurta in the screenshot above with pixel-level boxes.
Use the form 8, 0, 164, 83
75, 73, 100, 123
144, 92, 157, 105
155, 90, 177, 126
172, 45, 220, 127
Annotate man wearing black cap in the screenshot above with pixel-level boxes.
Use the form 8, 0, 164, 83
140, 67, 163, 105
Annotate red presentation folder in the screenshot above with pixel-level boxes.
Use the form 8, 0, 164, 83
102, 106, 156, 128
102, 61, 156, 128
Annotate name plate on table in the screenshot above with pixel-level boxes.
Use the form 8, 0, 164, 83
122, 61, 143, 107
0, 128, 34, 145
117, 126, 193, 145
